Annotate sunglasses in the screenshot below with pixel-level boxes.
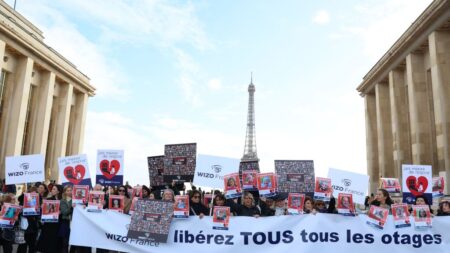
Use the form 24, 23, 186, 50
193, 195, 201, 199
118, 189, 126, 192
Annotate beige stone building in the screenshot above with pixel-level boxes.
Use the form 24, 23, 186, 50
357, 0, 450, 194
0, 1, 95, 181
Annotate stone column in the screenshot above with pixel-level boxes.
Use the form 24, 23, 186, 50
375, 82, 395, 178
67, 92, 88, 155
406, 53, 434, 166
365, 93, 379, 194
389, 68, 412, 178
429, 31, 450, 193
50, 83, 73, 180
31, 71, 55, 154
5, 56, 33, 156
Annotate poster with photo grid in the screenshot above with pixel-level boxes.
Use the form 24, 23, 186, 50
163, 143, 197, 182
148, 156, 165, 187
127, 199, 174, 243
275, 160, 315, 196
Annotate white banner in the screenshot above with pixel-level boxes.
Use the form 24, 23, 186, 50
328, 168, 369, 204
5, 154, 44, 184
193, 154, 240, 189
70, 206, 450, 253
58, 154, 92, 186
402, 164, 432, 204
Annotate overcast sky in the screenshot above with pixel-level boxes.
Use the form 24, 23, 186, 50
6, 0, 433, 185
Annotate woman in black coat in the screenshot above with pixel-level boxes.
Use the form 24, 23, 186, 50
37, 184, 63, 253
189, 190, 209, 217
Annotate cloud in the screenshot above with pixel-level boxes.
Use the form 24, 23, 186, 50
44, 0, 212, 50
341, 0, 433, 60
312, 10, 330, 25
208, 78, 222, 91
84, 112, 155, 185
14, 2, 129, 100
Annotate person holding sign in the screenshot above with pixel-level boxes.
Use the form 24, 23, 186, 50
37, 184, 63, 253
116, 185, 131, 214
232, 192, 267, 217
371, 189, 393, 212
59, 185, 73, 253
0, 194, 20, 253
17, 187, 41, 253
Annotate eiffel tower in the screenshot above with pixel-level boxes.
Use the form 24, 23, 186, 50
239, 74, 260, 175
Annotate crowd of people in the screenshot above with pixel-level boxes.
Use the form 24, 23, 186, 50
0, 179, 448, 253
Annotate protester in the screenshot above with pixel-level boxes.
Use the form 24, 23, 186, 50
37, 182, 49, 198
371, 189, 393, 211
271, 195, 287, 216
232, 191, 267, 217
437, 200, 450, 216
142, 185, 151, 199
117, 185, 131, 214
17, 186, 41, 253
162, 189, 175, 202
0, 194, 17, 253
189, 190, 209, 218
303, 196, 316, 214
314, 200, 328, 213
38, 184, 63, 253
59, 185, 73, 253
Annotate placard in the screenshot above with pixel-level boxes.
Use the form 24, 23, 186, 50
275, 160, 314, 195
366, 205, 389, 229
391, 204, 411, 228
163, 143, 197, 183
194, 154, 240, 189
0, 204, 22, 228
127, 199, 174, 243
402, 165, 432, 204
328, 168, 369, 204
58, 154, 92, 186
174, 196, 189, 218
72, 185, 89, 205
224, 173, 242, 199
5, 154, 45, 185
88, 191, 105, 211
314, 177, 332, 201
287, 193, 305, 215
337, 193, 355, 216
148, 156, 165, 187
42, 200, 60, 223
257, 173, 277, 197
432, 177, 444, 197
212, 206, 230, 230
109, 195, 125, 213
242, 170, 258, 190
412, 205, 432, 229
23, 192, 40, 216
96, 150, 124, 186
203, 194, 213, 208
379, 178, 401, 193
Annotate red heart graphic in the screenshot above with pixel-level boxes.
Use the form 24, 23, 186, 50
406, 176, 428, 196
99, 159, 120, 180
63, 165, 86, 185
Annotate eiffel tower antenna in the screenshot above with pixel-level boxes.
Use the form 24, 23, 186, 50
242, 73, 259, 162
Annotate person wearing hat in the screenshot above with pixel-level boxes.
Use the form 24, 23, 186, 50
272, 194, 287, 216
